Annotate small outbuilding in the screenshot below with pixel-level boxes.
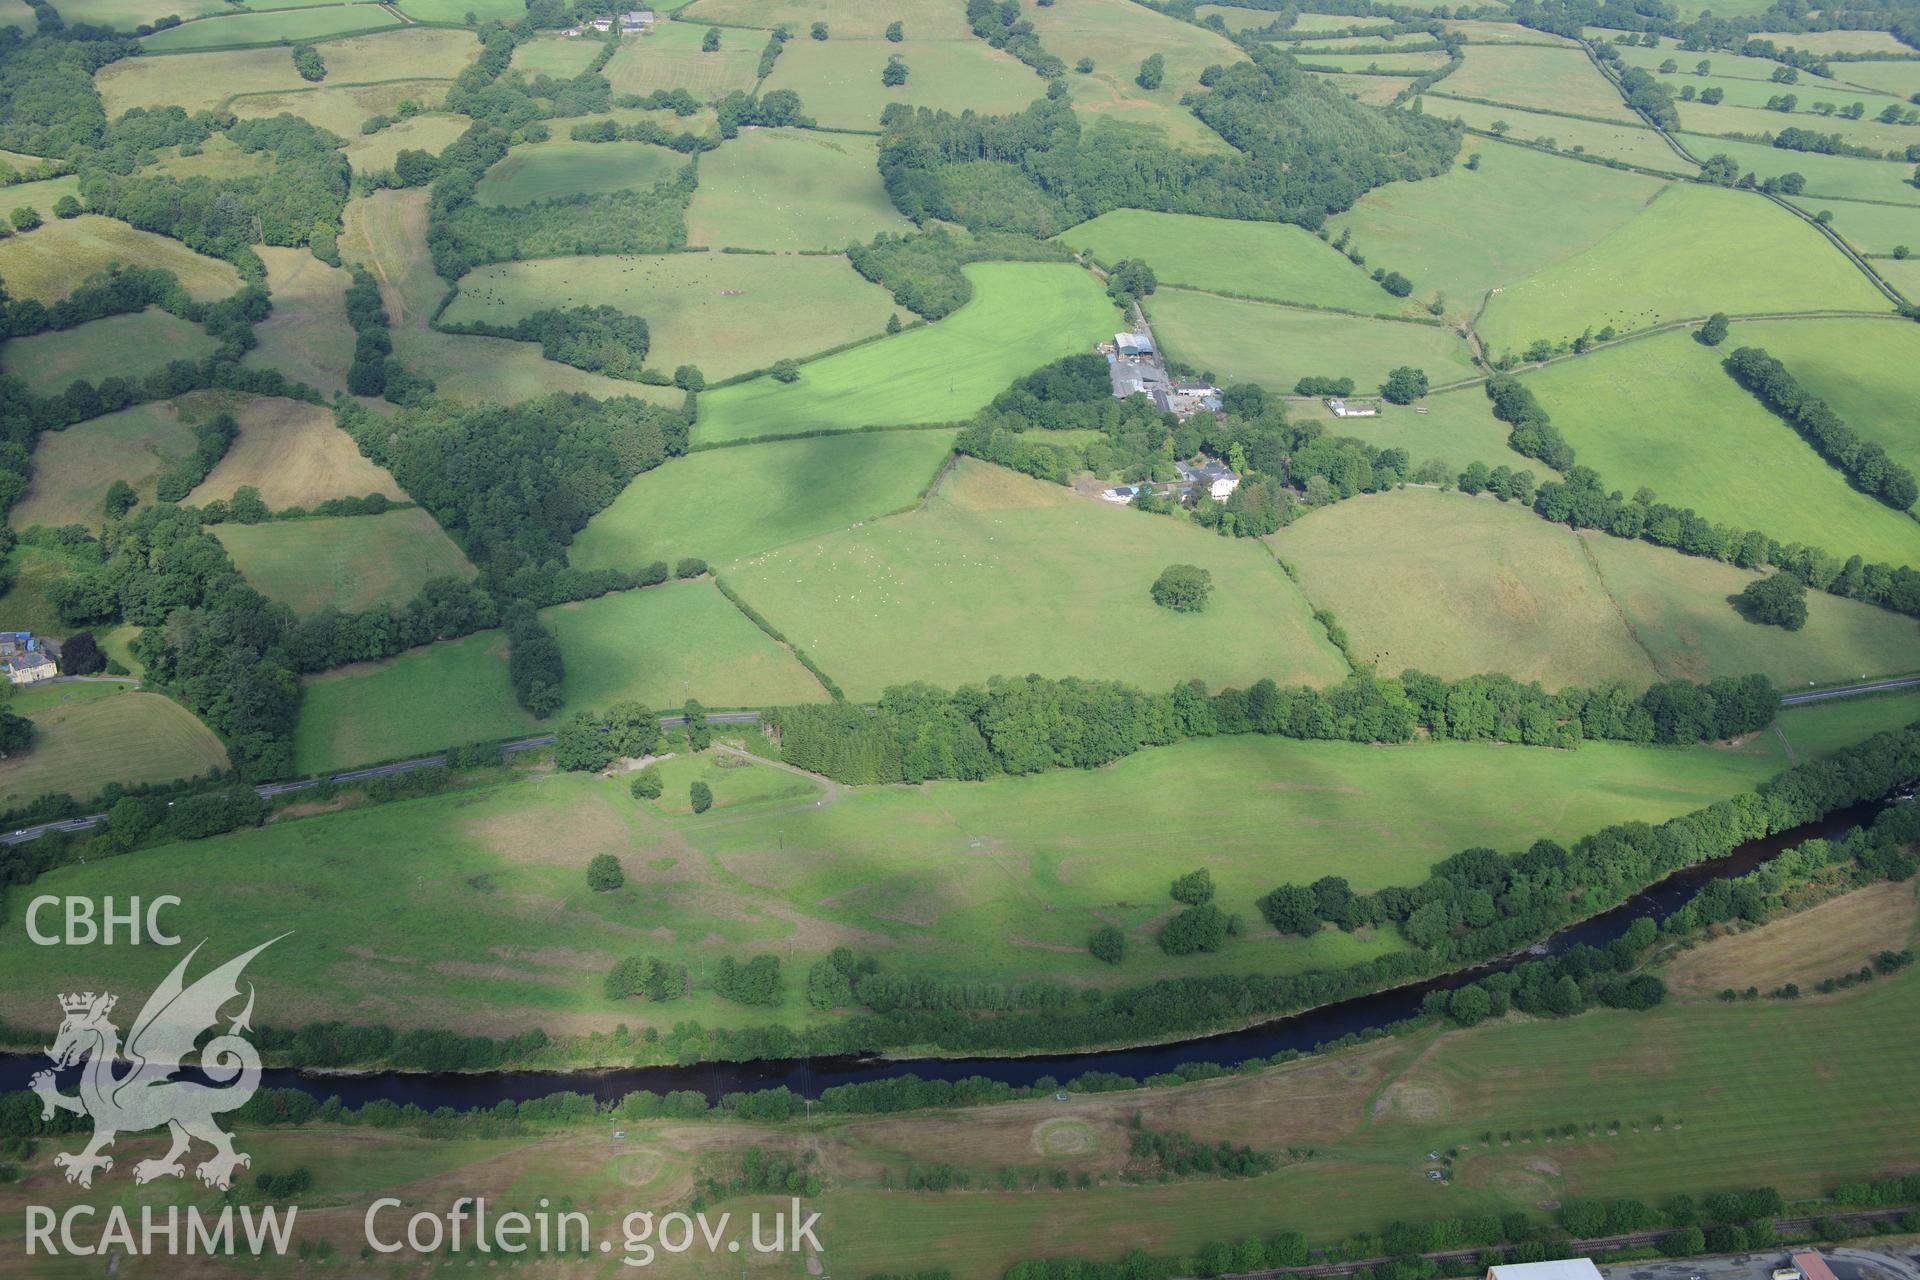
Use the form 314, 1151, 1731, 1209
1327, 398, 1379, 417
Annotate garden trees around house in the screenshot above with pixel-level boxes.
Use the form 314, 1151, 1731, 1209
587, 853, 624, 892
1105, 258, 1156, 309
690, 780, 713, 813
58, 630, 104, 675
1151, 564, 1212, 612
1089, 925, 1125, 965
1696, 312, 1729, 346
1381, 367, 1428, 404
1136, 53, 1164, 90
630, 768, 663, 799
1737, 572, 1809, 630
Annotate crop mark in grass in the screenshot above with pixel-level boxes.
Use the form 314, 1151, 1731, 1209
1576, 531, 1668, 680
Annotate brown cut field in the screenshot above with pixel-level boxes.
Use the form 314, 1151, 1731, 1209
186, 397, 405, 509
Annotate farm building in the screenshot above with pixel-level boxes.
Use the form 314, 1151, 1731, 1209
0, 633, 55, 685
1115, 330, 1155, 357
620, 9, 654, 31
1101, 485, 1141, 504
1169, 380, 1223, 416
1487, 1260, 1603, 1280
1110, 359, 1169, 401
1328, 399, 1379, 417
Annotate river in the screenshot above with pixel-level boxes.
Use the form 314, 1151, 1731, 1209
1, 795, 1897, 1108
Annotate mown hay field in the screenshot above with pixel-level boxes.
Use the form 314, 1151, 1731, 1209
695, 262, 1119, 440
241, 247, 358, 397
1477, 183, 1887, 353
541, 579, 829, 715
216, 507, 476, 614
1522, 326, 1920, 567
187, 397, 405, 509
443, 250, 897, 381
570, 428, 957, 572
1272, 487, 1920, 688
602, 20, 762, 98
687, 130, 911, 251
1146, 289, 1480, 390
0, 687, 228, 809
1420, 96, 1695, 172
1057, 208, 1415, 316
726, 459, 1350, 700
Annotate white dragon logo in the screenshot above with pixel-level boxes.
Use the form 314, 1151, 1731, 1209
29, 937, 283, 1190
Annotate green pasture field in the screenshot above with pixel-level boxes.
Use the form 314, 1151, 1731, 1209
687, 130, 910, 251
1476, 183, 1887, 354
1055, 208, 1414, 316
1420, 95, 1695, 171
443, 250, 897, 381
99, 30, 476, 116
1775, 688, 1920, 756
570, 428, 958, 572
1877, 254, 1920, 300
0, 309, 216, 399
1287, 11, 1369, 30
241, 247, 357, 398
0, 173, 82, 218
0, 213, 240, 304
694, 262, 1119, 440
640, 749, 824, 816
475, 139, 684, 206
293, 630, 543, 774
679, 0, 973, 38
9, 397, 198, 530
234, 80, 455, 138
1763, 29, 1917, 55
540, 580, 829, 714
395, 0, 524, 21
1289, 391, 1553, 477
510, 32, 604, 79
1665, 70, 1897, 113
146, 138, 274, 182
1605, 41, 1803, 85
1034, 0, 1246, 154
1577, 527, 1919, 687
1522, 327, 1920, 567
1677, 100, 1920, 155
342, 112, 471, 174
1728, 316, 1920, 478
602, 20, 763, 99
1787, 195, 1920, 256
0, 723, 1805, 1040
188, 396, 405, 509
0, 544, 90, 634
1442, 18, 1577, 42
99, 623, 143, 678
1674, 133, 1920, 205
1272, 487, 1919, 688
726, 458, 1349, 700
215, 507, 476, 614
1195, 2, 1293, 30
59, 0, 234, 29
761, 35, 1043, 131
1828, 59, 1920, 98
0, 688, 228, 810
1307, 71, 1413, 104
1297, 50, 1451, 73
140, 5, 401, 51
339, 188, 685, 406
1145, 290, 1480, 391
1328, 142, 1668, 324
1443, 43, 1639, 120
